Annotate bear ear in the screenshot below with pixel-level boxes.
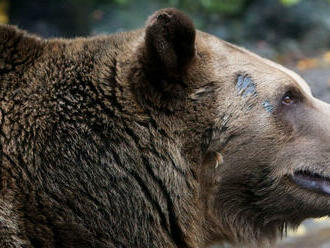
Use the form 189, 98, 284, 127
144, 8, 196, 82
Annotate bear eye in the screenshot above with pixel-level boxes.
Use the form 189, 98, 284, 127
281, 91, 295, 106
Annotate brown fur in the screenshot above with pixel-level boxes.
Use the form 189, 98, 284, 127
1, 8, 330, 248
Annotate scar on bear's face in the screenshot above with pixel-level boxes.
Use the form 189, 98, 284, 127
236, 75, 257, 97
235, 75, 274, 113
262, 100, 274, 113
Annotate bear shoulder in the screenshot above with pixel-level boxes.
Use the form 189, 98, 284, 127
0, 24, 44, 73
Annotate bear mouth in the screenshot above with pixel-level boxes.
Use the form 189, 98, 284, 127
292, 170, 330, 195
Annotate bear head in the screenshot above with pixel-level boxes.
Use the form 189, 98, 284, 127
132, 8, 330, 246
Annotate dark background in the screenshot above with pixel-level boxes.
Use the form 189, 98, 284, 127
2, 0, 330, 60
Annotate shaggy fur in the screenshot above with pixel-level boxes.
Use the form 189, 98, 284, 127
1, 8, 330, 248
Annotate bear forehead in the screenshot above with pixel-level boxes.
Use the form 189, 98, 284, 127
199, 31, 312, 97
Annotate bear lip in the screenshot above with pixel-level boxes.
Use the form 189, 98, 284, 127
292, 170, 330, 195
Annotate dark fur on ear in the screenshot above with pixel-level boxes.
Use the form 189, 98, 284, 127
0, 25, 43, 73
144, 8, 196, 83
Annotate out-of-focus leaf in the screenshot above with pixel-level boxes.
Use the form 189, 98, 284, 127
113, 0, 131, 6
296, 58, 318, 70
0, 0, 8, 24
280, 0, 301, 6
200, 0, 246, 15
323, 51, 330, 64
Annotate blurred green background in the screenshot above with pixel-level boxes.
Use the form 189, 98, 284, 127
1, 0, 330, 247
1, 0, 330, 62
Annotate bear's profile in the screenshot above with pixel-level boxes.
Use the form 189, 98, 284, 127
1, 8, 330, 248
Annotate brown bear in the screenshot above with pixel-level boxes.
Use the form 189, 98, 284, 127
1, 7, 330, 248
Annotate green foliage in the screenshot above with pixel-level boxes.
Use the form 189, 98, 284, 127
113, 0, 131, 5
200, 0, 247, 15
280, 0, 301, 6
47, 0, 330, 16
0, 0, 8, 23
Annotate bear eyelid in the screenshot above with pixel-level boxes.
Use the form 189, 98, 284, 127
281, 91, 295, 106
280, 87, 304, 107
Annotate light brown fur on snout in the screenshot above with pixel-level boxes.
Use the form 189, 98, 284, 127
1, 8, 330, 248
